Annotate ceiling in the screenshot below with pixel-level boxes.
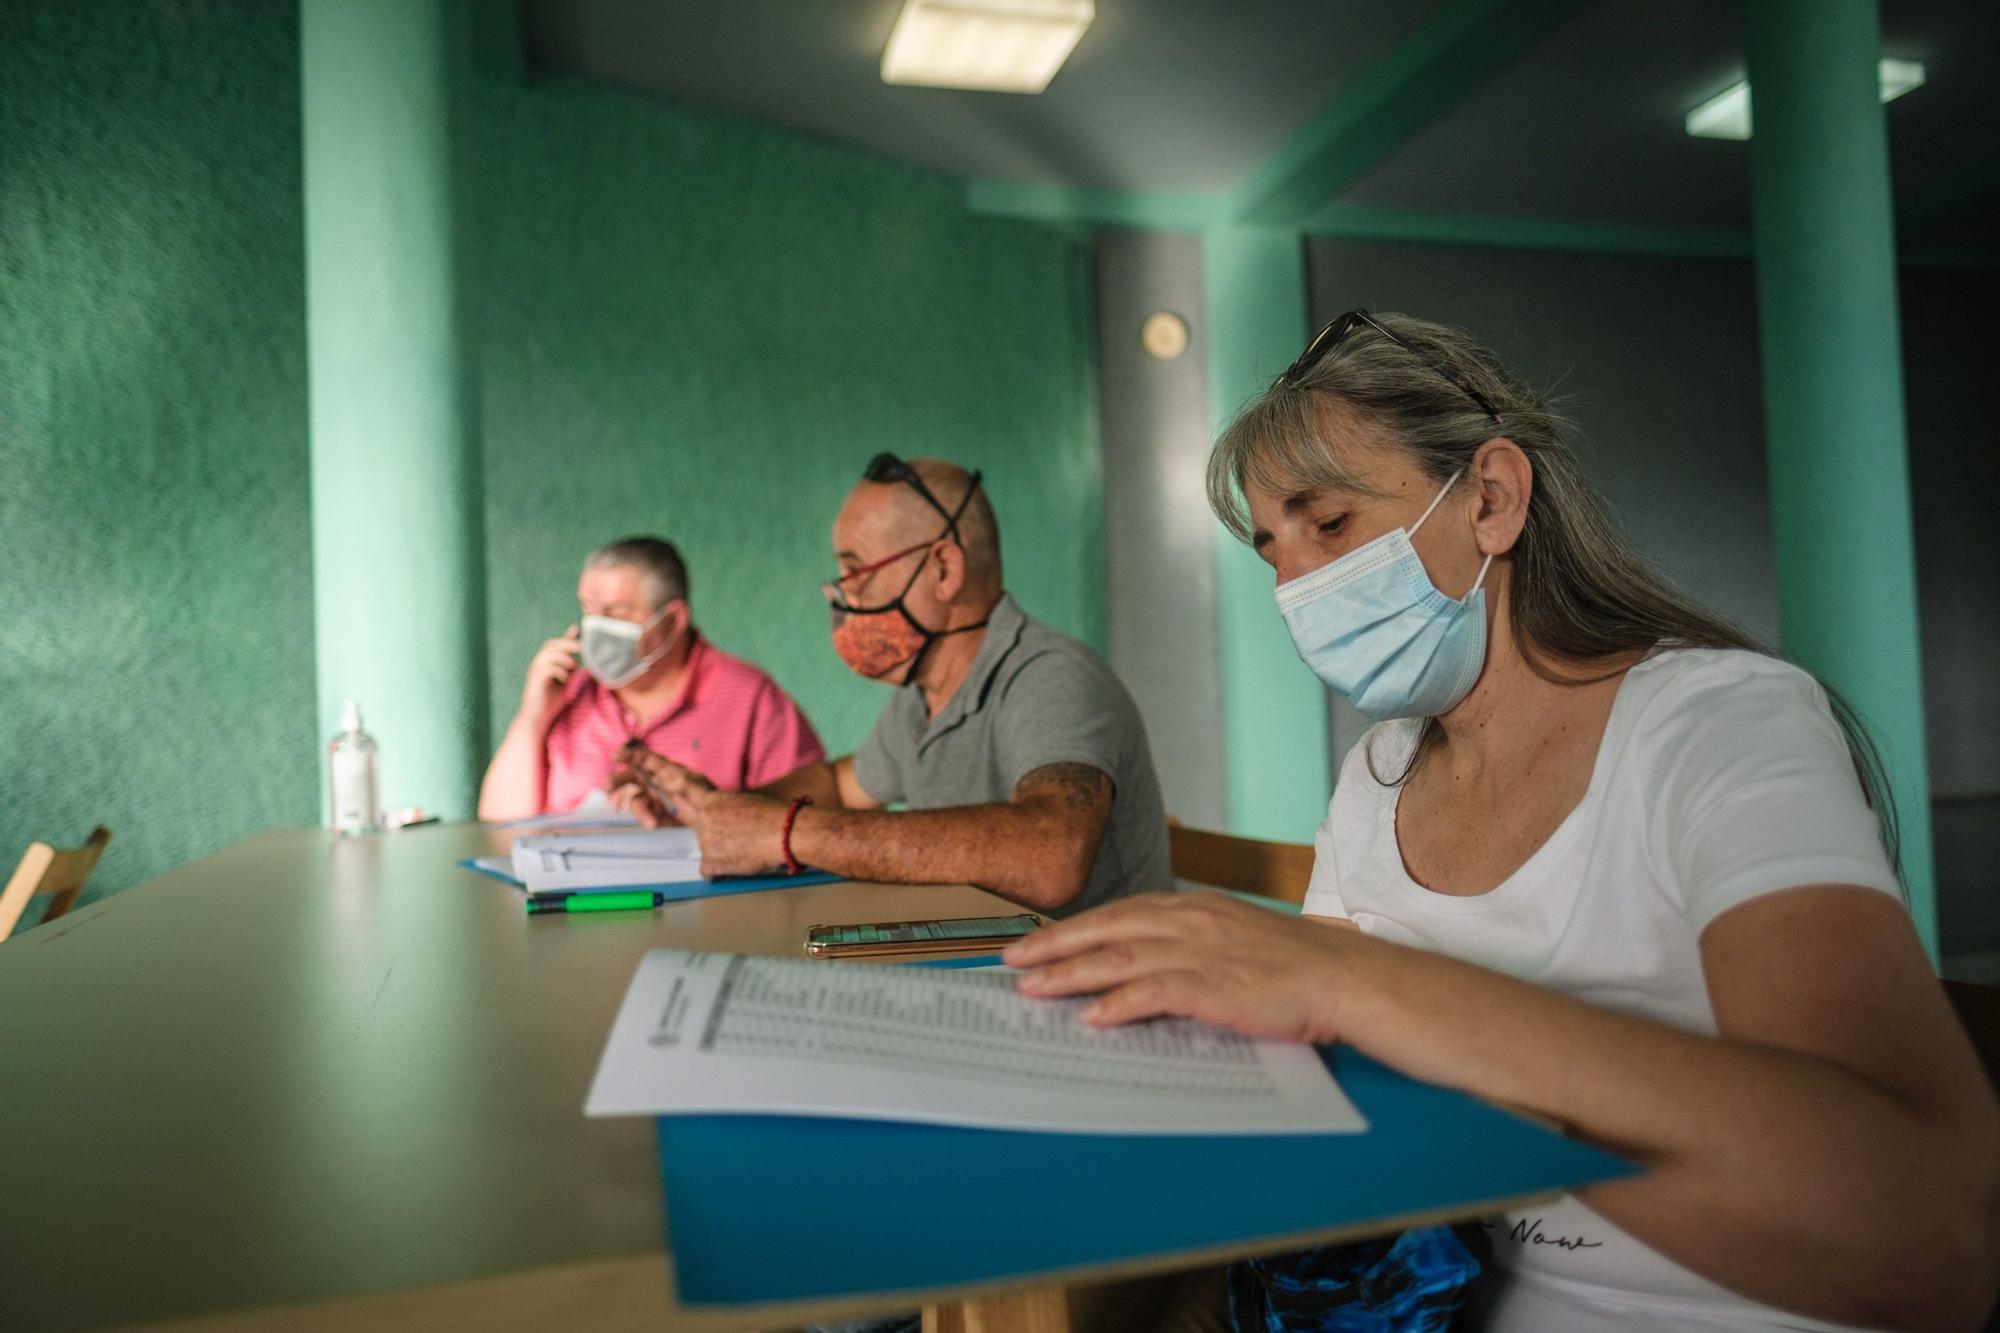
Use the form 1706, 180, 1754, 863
524, 0, 2000, 244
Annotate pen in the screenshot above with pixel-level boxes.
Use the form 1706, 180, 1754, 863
526, 891, 666, 916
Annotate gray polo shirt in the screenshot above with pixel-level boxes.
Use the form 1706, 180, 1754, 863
851, 594, 1172, 916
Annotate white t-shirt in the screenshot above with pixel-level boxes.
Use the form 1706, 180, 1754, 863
1303, 648, 1905, 1331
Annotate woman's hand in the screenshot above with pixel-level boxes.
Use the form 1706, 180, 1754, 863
1005, 892, 1368, 1045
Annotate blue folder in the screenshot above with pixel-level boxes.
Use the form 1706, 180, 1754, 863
457, 857, 842, 900
653, 1047, 1635, 1307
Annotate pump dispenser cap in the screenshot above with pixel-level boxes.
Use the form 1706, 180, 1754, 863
341, 700, 363, 733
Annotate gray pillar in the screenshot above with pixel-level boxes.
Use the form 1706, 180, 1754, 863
1095, 232, 1226, 831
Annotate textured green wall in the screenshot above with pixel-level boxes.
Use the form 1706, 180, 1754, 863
0, 1, 317, 913
0, 4, 1103, 923
473, 75, 1104, 756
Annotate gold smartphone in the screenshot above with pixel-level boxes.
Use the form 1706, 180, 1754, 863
804, 913, 1042, 959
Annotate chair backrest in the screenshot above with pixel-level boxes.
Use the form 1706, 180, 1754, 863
1944, 978, 2000, 1093
1167, 822, 1315, 907
0, 826, 111, 942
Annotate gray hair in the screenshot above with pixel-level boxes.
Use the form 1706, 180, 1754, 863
1207, 311, 1898, 866
585, 536, 688, 610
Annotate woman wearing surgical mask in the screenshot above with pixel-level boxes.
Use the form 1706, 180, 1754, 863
1007, 313, 2000, 1331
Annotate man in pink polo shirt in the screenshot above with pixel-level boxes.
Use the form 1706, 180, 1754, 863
476, 536, 824, 819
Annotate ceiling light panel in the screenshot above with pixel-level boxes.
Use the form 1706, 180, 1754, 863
881, 0, 1094, 94
1685, 58, 1927, 140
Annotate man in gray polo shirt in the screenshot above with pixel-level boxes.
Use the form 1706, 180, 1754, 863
614, 453, 1170, 916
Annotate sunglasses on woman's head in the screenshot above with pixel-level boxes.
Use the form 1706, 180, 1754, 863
1281, 309, 1502, 423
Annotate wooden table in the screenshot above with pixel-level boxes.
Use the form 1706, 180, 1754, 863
0, 823, 1039, 1331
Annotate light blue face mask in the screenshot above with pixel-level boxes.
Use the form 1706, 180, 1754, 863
1273, 469, 1494, 723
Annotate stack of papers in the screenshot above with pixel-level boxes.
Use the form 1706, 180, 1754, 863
511, 826, 703, 893
586, 950, 1365, 1135
495, 790, 642, 833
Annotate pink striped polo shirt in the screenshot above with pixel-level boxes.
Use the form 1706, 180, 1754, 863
541, 632, 824, 814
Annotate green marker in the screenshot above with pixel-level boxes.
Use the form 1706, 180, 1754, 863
526, 891, 665, 916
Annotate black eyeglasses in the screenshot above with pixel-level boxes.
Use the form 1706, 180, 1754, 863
862, 452, 984, 540
1281, 309, 1501, 423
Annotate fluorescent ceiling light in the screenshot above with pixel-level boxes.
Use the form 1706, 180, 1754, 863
1684, 58, 1926, 140
881, 0, 1093, 94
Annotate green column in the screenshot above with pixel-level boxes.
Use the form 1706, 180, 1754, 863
1201, 226, 1331, 842
302, 0, 486, 821
1744, 0, 1936, 956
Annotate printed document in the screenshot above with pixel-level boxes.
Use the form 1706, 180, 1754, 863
585, 950, 1365, 1135
511, 826, 703, 892
494, 789, 643, 833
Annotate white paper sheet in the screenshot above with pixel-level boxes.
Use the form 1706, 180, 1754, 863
493, 789, 642, 833
511, 826, 703, 891
584, 950, 1365, 1135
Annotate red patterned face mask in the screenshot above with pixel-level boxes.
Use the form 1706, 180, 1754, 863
829, 602, 930, 680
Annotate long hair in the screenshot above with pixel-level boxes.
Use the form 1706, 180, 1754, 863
1206, 311, 1899, 868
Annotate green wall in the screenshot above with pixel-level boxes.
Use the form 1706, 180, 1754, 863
473, 74, 1104, 755
0, 2, 1104, 920
1200, 225, 1327, 841
0, 1, 318, 911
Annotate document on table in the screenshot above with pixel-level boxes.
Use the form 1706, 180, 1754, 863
466, 855, 521, 884
493, 789, 642, 833
585, 950, 1365, 1135
511, 826, 703, 892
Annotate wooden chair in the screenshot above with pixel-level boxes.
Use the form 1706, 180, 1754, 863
0, 826, 111, 942
1940, 977, 2000, 1331
1166, 820, 1315, 907
1944, 978, 2000, 1093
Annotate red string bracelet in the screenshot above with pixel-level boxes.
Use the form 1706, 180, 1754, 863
780, 796, 812, 876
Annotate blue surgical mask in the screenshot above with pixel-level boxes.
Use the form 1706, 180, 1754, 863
1273, 470, 1493, 722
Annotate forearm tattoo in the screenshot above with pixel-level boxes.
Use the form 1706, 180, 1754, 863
1014, 761, 1113, 813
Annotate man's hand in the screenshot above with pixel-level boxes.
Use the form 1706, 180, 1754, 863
683, 791, 790, 878
604, 781, 678, 827
608, 746, 717, 827
520, 625, 581, 725
611, 747, 786, 874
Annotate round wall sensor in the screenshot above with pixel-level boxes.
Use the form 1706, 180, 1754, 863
1140, 311, 1190, 361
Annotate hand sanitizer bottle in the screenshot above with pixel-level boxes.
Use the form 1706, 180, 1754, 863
328, 701, 381, 836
